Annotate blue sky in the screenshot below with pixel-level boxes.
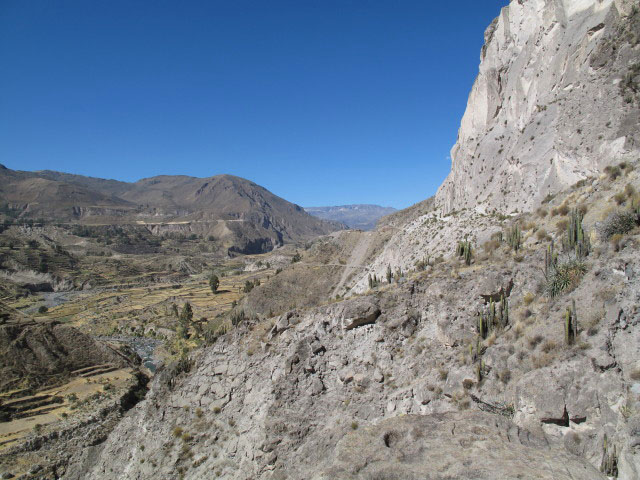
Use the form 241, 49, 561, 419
0, 0, 507, 209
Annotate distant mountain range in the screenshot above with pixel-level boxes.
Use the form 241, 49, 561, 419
0, 165, 343, 254
305, 204, 397, 230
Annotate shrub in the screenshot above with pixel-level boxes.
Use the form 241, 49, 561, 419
535, 229, 548, 241
625, 183, 636, 198
557, 204, 569, 216
350, 421, 359, 430
527, 335, 544, 350
483, 239, 501, 255
546, 259, 586, 297
604, 165, 621, 180
614, 192, 627, 205
38, 305, 48, 314
498, 369, 511, 384
556, 219, 568, 233
609, 233, 624, 251
532, 353, 553, 369
523, 292, 535, 305
599, 210, 637, 239
541, 340, 558, 353
462, 378, 474, 390
172, 426, 184, 437
577, 203, 588, 216
537, 208, 548, 218
209, 274, 219, 294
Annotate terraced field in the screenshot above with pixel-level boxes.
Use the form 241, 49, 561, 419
0, 366, 135, 449
9, 253, 279, 339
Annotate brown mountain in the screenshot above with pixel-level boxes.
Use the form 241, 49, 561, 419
0, 165, 342, 253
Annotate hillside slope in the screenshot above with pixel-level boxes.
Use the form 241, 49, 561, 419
0, 167, 342, 253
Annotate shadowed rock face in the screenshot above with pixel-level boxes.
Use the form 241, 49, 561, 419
322, 412, 605, 480
436, 0, 640, 214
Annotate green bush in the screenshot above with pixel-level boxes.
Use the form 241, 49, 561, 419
209, 274, 219, 293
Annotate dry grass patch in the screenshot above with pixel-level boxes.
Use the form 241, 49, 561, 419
523, 292, 535, 305
532, 353, 554, 369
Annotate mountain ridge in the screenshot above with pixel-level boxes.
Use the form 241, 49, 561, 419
305, 204, 397, 230
0, 167, 343, 253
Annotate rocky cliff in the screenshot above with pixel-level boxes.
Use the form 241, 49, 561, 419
436, 0, 640, 214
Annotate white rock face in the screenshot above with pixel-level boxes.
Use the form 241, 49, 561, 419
436, 0, 640, 214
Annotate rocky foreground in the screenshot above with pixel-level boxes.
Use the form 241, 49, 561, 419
63, 162, 640, 479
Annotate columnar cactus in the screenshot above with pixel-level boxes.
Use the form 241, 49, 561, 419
506, 225, 521, 252
564, 300, 578, 345
564, 209, 590, 258
600, 434, 618, 476
544, 240, 557, 277
456, 240, 473, 265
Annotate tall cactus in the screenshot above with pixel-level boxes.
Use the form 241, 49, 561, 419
544, 240, 557, 277
502, 294, 509, 327
506, 225, 522, 252
600, 434, 618, 477
456, 240, 473, 265
477, 313, 488, 339
564, 300, 578, 345
565, 209, 590, 258
476, 360, 484, 382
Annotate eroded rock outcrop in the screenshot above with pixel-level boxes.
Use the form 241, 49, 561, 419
436, 0, 640, 214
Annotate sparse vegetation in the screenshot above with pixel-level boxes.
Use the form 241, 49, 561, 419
599, 210, 638, 240
546, 259, 586, 297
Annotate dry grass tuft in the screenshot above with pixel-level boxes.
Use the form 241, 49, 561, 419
523, 292, 535, 306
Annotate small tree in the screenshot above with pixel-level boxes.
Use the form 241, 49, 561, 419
178, 303, 193, 339
209, 274, 219, 294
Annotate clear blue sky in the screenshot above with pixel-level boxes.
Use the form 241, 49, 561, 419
0, 0, 507, 209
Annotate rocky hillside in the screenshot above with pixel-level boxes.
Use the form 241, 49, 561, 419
4, 1, 640, 479
305, 205, 397, 231
60, 161, 640, 478
0, 167, 342, 254
436, 0, 640, 214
